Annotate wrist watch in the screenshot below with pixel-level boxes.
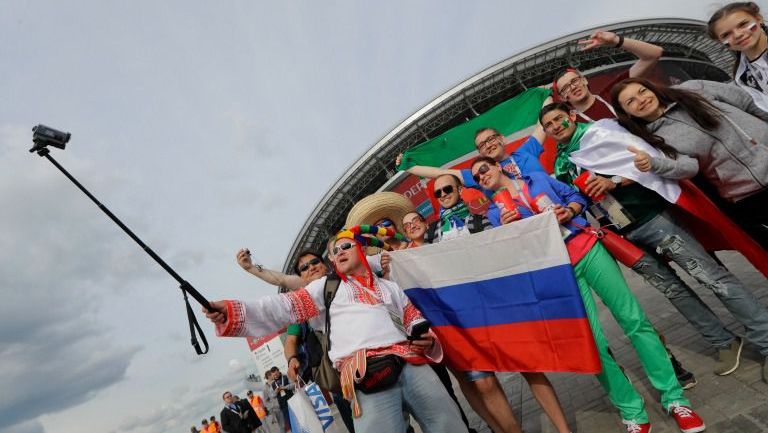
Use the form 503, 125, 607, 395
610, 175, 622, 188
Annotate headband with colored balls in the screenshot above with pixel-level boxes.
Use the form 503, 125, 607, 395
335, 224, 408, 251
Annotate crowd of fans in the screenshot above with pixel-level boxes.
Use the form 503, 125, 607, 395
198, 3, 768, 433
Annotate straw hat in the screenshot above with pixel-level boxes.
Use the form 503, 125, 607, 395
345, 192, 415, 236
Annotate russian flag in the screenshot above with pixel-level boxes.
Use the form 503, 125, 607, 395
389, 213, 601, 374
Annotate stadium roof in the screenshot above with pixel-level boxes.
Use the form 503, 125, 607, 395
282, 18, 733, 274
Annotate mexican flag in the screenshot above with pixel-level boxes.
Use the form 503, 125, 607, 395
393, 88, 556, 220
570, 119, 768, 277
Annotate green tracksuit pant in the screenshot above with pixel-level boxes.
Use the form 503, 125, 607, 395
573, 241, 689, 423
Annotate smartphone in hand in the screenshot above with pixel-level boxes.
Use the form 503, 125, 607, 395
407, 320, 431, 340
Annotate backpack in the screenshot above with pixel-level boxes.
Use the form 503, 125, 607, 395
302, 275, 342, 393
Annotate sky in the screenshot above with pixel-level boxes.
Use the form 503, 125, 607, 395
0, 1, 730, 432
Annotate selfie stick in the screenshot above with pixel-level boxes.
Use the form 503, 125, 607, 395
29, 125, 211, 355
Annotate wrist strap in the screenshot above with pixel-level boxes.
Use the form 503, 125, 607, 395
615, 34, 625, 48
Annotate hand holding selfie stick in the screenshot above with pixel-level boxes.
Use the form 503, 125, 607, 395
29, 124, 212, 355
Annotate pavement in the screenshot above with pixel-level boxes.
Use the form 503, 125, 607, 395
328, 250, 768, 433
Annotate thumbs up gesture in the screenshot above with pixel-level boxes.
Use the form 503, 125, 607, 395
628, 146, 652, 172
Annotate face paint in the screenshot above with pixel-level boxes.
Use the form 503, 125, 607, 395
561, 119, 571, 128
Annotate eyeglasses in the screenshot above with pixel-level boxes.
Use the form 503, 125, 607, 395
433, 185, 455, 199
403, 216, 425, 231
558, 76, 583, 96
374, 219, 393, 228
332, 241, 355, 255
472, 164, 491, 183
476, 133, 503, 151
223, 394, 232, 399
298, 257, 322, 273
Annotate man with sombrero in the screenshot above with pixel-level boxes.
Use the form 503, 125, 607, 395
345, 191, 415, 253
204, 227, 467, 433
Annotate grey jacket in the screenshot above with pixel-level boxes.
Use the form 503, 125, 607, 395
648, 80, 768, 202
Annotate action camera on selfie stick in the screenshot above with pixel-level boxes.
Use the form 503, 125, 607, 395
29, 124, 212, 355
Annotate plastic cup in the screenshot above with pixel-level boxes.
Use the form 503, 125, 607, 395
492, 188, 520, 221
573, 171, 605, 202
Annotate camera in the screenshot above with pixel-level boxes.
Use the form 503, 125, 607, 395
30, 124, 71, 153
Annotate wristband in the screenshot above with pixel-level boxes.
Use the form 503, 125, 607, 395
287, 355, 300, 364
615, 34, 625, 48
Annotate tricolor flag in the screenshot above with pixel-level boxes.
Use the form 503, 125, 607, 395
389, 213, 601, 374
570, 119, 768, 277
394, 88, 558, 220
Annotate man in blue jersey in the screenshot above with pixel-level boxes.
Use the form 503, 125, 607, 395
396, 125, 546, 225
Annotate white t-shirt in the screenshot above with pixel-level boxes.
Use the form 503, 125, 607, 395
735, 51, 768, 111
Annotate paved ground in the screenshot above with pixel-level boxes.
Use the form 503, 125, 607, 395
328, 251, 768, 433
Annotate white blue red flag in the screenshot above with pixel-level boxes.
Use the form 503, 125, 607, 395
389, 213, 601, 373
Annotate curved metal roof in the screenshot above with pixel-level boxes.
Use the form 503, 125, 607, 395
282, 18, 733, 274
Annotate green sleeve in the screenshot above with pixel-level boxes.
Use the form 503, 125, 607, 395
286, 324, 302, 336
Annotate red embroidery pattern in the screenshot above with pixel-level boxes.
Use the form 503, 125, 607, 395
217, 300, 246, 337
402, 303, 423, 330
350, 276, 384, 306
284, 288, 320, 323
367, 343, 430, 365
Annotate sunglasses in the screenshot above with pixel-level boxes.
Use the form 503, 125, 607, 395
433, 185, 455, 199
332, 241, 355, 255
298, 257, 322, 273
472, 164, 491, 183
374, 219, 393, 228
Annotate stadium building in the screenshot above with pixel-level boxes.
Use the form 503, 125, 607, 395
281, 18, 734, 275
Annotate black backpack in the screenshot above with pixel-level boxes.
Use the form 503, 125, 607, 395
302, 275, 342, 393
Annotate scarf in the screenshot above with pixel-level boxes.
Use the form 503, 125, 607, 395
554, 122, 591, 185
439, 201, 470, 232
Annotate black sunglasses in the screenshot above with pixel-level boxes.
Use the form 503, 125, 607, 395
298, 257, 322, 273
433, 185, 455, 199
472, 164, 491, 183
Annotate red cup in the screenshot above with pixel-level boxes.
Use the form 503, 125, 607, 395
573, 171, 605, 202
493, 188, 520, 221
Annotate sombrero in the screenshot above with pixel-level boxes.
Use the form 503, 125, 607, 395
345, 192, 415, 235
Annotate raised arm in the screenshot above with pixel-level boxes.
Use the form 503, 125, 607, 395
205, 277, 328, 338
236, 248, 303, 290
396, 153, 464, 183
578, 30, 663, 78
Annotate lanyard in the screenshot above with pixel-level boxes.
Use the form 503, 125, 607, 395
576, 95, 616, 122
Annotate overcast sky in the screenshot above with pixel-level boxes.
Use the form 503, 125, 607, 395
0, 1, 733, 432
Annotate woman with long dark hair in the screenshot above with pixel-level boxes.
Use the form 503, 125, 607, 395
610, 77, 768, 249
708, 2, 768, 110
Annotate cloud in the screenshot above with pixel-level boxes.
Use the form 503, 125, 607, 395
2, 419, 46, 433
113, 360, 249, 433
0, 124, 144, 431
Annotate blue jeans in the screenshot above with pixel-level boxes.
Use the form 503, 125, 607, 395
626, 211, 768, 356
354, 363, 467, 433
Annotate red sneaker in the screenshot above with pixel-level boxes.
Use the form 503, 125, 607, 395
622, 420, 652, 433
668, 404, 706, 433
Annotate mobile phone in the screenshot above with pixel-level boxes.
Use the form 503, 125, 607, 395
407, 321, 431, 340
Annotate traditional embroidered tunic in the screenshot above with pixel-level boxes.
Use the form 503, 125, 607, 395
214, 274, 441, 416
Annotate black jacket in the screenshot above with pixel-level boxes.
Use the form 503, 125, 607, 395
220, 402, 255, 433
